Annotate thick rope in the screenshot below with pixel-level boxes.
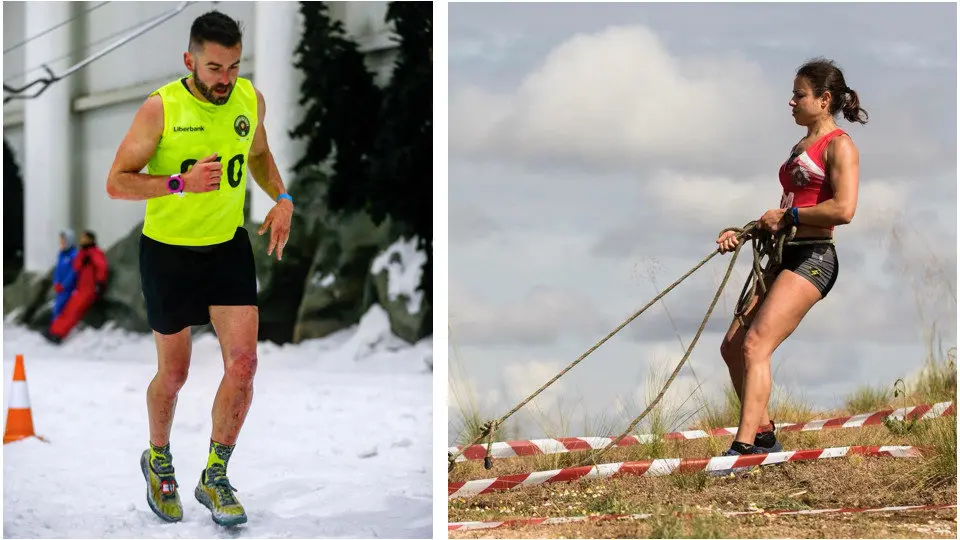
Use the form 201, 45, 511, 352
577, 227, 750, 466
448, 222, 834, 471
580, 227, 835, 466
446, 226, 741, 471
451, 222, 754, 470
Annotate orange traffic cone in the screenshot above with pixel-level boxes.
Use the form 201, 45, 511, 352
4, 354, 45, 444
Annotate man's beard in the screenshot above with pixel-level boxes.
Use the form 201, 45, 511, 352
193, 69, 233, 105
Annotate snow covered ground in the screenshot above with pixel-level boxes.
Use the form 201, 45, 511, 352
2, 306, 433, 538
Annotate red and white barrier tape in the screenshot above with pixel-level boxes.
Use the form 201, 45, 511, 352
449, 503, 957, 532
448, 445, 924, 499
449, 401, 954, 462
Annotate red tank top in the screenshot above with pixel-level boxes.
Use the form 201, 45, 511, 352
778, 128, 846, 230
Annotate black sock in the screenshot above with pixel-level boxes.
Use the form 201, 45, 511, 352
754, 420, 777, 448
731, 440, 755, 454
755, 430, 777, 448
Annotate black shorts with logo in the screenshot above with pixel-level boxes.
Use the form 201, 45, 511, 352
778, 239, 839, 298
139, 227, 258, 335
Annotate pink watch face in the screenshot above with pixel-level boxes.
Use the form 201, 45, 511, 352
168, 176, 182, 193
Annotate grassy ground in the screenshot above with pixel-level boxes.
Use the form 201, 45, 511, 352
449, 418, 957, 538
448, 223, 957, 537
448, 348, 957, 538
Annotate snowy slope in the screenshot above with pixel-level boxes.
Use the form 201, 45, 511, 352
2, 306, 433, 538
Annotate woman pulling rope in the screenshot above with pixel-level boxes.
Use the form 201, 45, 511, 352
712, 57, 867, 466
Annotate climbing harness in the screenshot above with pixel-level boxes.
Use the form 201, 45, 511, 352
448, 221, 835, 472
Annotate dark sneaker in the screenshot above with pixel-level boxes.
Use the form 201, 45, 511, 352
140, 449, 183, 522
708, 443, 772, 477
194, 464, 247, 527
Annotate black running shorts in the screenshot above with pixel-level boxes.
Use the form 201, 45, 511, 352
778, 239, 839, 298
139, 227, 258, 335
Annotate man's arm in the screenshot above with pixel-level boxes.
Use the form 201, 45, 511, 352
249, 88, 293, 261
247, 89, 289, 202
105, 95, 175, 200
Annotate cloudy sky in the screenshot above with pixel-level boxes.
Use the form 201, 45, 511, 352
447, 3, 957, 442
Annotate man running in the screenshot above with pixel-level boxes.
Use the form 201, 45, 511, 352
106, 10, 293, 527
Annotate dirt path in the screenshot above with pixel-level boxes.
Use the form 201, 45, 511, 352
449, 508, 957, 539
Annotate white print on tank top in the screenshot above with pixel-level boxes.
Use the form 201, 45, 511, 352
791, 165, 811, 187
780, 151, 826, 209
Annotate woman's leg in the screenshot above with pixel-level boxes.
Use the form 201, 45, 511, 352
734, 269, 822, 444
719, 276, 774, 430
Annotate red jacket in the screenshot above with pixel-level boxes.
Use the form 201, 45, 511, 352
73, 245, 108, 296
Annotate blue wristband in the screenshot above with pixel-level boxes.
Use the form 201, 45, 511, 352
790, 206, 800, 225
277, 193, 292, 204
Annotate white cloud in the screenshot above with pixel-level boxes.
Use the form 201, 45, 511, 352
450, 25, 779, 169
646, 172, 777, 225
450, 279, 611, 346
448, 371, 502, 413
502, 360, 569, 406
592, 171, 916, 264
862, 40, 955, 70
449, 30, 527, 63
646, 171, 912, 241
626, 343, 718, 427
500, 358, 621, 436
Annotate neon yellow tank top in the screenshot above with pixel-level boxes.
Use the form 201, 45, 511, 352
143, 76, 258, 246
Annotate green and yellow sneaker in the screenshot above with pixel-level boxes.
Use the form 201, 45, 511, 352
194, 463, 247, 526
139, 448, 183, 522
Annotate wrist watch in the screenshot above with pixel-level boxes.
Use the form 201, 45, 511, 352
167, 174, 184, 194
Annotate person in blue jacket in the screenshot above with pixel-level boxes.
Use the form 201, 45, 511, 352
52, 229, 78, 320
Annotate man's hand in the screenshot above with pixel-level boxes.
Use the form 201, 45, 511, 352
182, 153, 222, 192
758, 208, 788, 232
258, 198, 293, 261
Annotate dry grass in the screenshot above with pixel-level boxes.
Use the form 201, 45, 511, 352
448, 324, 520, 447
449, 222, 958, 537
693, 382, 819, 432
844, 385, 892, 414
449, 446, 957, 536
449, 420, 943, 483
907, 416, 957, 489
448, 394, 957, 538
448, 350, 957, 537
841, 341, 956, 418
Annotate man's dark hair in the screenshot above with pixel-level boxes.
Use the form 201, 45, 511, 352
189, 10, 243, 53
83, 230, 97, 244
